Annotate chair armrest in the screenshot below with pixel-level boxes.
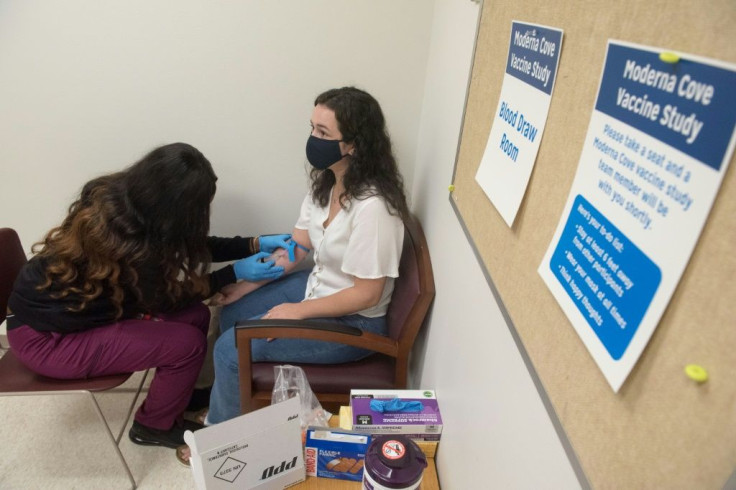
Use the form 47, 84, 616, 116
234, 319, 399, 357
235, 318, 362, 335
235, 319, 400, 414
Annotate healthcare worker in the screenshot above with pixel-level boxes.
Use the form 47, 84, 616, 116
7, 142, 291, 448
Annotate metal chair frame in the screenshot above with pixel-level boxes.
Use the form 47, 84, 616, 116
0, 356, 148, 489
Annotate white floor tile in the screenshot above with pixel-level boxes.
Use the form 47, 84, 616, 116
0, 371, 196, 489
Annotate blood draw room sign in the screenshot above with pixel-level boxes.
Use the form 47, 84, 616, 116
475, 21, 563, 226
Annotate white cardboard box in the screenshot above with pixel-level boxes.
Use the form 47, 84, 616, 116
184, 396, 305, 489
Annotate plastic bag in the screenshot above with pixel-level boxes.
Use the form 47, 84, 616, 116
271, 365, 330, 432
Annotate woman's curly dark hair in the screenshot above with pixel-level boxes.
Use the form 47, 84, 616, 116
310, 87, 409, 221
34, 142, 217, 318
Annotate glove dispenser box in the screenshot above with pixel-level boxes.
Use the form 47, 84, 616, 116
350, 389, 443, 441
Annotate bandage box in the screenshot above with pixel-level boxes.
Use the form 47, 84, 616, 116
349, 389, 443, 441
304, 429, 371, 482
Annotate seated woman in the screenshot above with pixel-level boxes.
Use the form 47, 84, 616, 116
6, 142, 291, 449
206, 86, 410, 426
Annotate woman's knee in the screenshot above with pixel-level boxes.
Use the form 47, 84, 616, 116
173, 326, 208, 361
190, 302, 211, 332
219, 305, 237, 335
213, 330, 238, 371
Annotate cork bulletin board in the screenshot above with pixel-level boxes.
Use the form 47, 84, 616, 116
451, 1, 736, 488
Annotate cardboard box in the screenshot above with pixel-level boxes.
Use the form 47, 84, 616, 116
350, 389, 443, 441
304, 429, 371, 482
184, 396, 305, 489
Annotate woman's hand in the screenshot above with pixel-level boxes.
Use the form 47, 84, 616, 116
210, 282, 253, 306
233, 253, 285, 281
208, 292, 226, 306
262, 302, 306, 320
258, 234, 292, 253
261, 302, 307, 341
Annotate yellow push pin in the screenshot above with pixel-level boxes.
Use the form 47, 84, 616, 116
448, 184, 455, 192
659, 52, 680, 64
684, 364, 708, 383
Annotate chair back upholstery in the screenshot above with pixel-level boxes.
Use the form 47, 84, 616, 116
385, 214, 435, 348
0, 228, 27, 324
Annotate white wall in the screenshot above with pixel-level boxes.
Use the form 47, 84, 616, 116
0, 0, 432, 244
0, 0, 582, 488
411, 1, 581, 488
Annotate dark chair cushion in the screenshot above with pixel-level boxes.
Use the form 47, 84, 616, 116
252, 354, 397, 394
0, 349, 132, 394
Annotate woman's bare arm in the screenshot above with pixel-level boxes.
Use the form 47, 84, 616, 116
263, 276, 387, 320
209, 229, 311, 306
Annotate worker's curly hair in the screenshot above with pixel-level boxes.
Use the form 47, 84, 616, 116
310, 87, 409, 221
34, 142, 217, 318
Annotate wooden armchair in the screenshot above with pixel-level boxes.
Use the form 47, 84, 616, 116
235, 214, 435, 414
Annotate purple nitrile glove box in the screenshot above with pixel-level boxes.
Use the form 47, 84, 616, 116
349, 389, 442, 441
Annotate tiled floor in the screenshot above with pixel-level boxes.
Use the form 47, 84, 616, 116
0, 369, 197, 489
0, 307, 220, 489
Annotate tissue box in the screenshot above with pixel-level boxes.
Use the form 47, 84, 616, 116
304, 429, 371, 482
350, 389, 443, 441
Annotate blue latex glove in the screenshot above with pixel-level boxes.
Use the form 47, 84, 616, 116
285, 239, 311, 262
259, 234, 292, 253
233, 252, 285, 281
369, 398, 424, 413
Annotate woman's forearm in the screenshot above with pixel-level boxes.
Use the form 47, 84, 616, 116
210, 245, 308, 305
265, 276, 386, 319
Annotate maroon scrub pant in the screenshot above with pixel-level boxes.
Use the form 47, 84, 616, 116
7, 302, 209, 430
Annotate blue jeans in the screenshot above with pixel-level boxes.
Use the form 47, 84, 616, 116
208, 269, 387, 424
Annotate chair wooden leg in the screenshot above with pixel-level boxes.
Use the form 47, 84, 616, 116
88, 391, 137, 490
115, 369, 149, 444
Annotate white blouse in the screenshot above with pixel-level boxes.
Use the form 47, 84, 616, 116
294, 189, 404, 318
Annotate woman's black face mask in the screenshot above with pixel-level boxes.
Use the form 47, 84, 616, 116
305, 135, 347, 170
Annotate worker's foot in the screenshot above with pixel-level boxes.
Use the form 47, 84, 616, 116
128, 420, 203, 449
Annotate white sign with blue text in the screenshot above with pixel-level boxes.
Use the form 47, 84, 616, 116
475, 21, 563, 226
539, 41, 736, 392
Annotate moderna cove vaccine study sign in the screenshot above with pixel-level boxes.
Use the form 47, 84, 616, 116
539, 40, 736, 392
